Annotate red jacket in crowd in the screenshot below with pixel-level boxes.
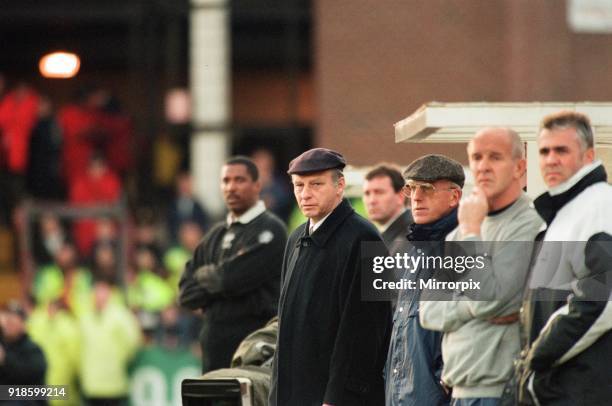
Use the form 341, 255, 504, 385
69, 165, 121, 257
0, 86, 40, 174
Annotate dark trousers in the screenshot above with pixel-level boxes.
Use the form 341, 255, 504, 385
201, 315, 270, 373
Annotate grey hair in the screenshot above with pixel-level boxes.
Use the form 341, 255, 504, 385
330, 169, 344, 185
471, 127, 524, 160
540, 111, 594, 151
507, 128, 524, 160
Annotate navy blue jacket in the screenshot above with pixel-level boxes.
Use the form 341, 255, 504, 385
384, 209, 457, 406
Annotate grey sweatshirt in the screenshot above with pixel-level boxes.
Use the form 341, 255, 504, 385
420, 193, 543, 398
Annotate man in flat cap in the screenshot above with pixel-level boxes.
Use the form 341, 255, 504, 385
384, 154, 463, 406
270, 148, 391, 406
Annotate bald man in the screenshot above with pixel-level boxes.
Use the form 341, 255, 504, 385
420, 128, 543, 406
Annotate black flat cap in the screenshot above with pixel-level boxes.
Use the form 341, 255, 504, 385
287, 148, 346, 175
403, 154, 465, 188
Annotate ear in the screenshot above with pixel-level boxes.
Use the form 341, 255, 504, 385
514, 158, 527, 179
584, 147, 595, 163
254, 179, 262, 193
450, 188, 462, 208
395, 191, 406, 207
337, 175, 346, 192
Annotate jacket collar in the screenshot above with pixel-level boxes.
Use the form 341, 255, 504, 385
534, 162, 607, 226
382, 209, 412, 237
226, 200, 266, 226
406, 207, 458, 242
298, 198, 354, 247
378, 208, 408, 233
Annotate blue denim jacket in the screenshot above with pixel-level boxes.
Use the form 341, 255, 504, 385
384, 257, 448, 405
384, 210, 458, 406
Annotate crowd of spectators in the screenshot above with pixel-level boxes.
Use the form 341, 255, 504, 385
20, 206, 208, 403
0, 75, 296, 403
0, 77, 210, 403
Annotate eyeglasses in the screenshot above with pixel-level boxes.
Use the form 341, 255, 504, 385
402, 180, 459, 197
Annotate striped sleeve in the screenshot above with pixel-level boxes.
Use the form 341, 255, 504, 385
528, 233, 612, 371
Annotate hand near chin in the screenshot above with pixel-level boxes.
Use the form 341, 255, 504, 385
458, 186, 488, 236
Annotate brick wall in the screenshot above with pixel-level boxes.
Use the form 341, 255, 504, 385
315, 0, 612, 167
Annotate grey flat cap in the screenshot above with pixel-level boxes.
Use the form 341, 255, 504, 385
403, 154, 465, 188
287, 148, 346, 175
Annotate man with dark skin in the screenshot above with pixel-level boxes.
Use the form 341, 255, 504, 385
179, 156, 286, 372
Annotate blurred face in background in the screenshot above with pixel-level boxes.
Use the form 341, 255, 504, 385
40, 213, 65, 256
95, 218, 117, 241
38, 95, 53, 118
363, 175, 405, 226
55, 243, 78, 270
179, 221, 203, 253
88, 157, 107, 179
135, 223, 158, 245
0, 311, 25, 342
95, 245, 115, 268
135, 248, 157, 272
40, 213, 62, 237
176, 173, 194, 197
93, 282, 112, 312
292, 170, 344, 223
161, 306, 179, 327
251, 149, 275, 184
221, 164, 261, 216
93, 245, 118, 284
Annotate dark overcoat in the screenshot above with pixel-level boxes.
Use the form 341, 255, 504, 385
270, 199, 391, 406
179, 209, 287, 371
381, 209, 413, 310
381, 209, 413, 253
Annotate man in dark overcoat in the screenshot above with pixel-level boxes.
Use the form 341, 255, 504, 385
269, 148, 392, 406
179, 156, 287, 372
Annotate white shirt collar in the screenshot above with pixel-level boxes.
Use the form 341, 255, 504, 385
548, 160, 603, 196
377, 208, 407, 233
227, 200, 266, 225
309, 211, 333, 235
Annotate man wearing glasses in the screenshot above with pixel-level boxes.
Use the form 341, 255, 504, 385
384, 154, 464, 406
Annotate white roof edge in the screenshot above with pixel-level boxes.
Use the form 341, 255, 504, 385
395, 102, 612, 144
